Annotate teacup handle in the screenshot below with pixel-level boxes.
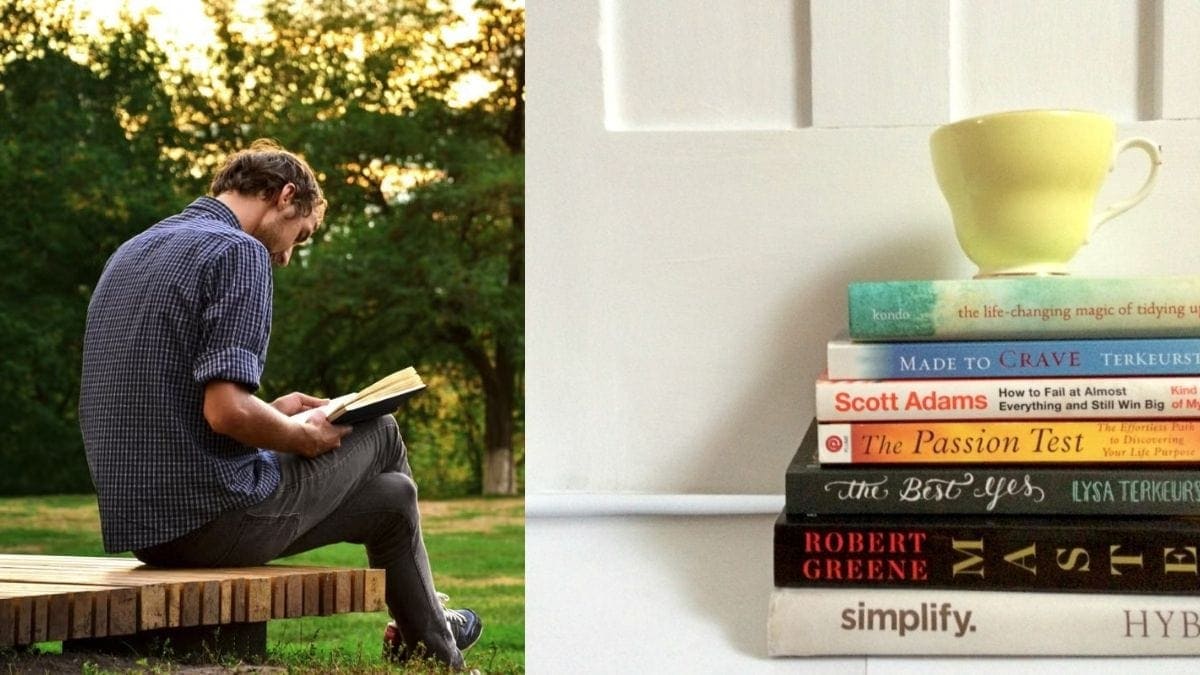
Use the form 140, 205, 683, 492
1091, 137, 1162, 237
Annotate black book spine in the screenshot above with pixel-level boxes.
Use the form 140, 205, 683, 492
773, 513, 1200, 594
787, 464, 1200, 516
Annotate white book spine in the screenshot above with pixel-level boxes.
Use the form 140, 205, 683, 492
768, 587, 1200, 656
816, 375, 1200, 421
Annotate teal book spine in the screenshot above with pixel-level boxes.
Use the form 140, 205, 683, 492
848, 277, 1200, 341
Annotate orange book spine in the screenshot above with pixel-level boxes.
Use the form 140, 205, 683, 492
817, 420, 1200, 464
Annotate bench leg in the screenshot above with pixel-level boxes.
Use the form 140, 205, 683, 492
61, 621, 267, 662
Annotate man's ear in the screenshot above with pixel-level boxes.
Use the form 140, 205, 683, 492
276, 182, 296, 207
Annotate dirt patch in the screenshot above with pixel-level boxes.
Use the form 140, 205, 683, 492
434, 575, 524, 588
418, 498, 522, 518
421, 514, 522, 535
420, 498, 523, 535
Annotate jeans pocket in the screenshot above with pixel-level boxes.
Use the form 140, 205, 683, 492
211, 512, 302, 567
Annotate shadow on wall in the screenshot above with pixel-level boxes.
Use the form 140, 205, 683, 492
673, 225, 960, 493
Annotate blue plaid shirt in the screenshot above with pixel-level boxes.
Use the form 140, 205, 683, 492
80, 196, 281, 552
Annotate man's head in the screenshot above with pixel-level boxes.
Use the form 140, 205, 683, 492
210, 139, 326, 266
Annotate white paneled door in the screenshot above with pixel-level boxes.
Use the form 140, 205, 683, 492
528, 0, 1200, 498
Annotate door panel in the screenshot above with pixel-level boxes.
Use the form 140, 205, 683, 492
528, 0, 1200, 495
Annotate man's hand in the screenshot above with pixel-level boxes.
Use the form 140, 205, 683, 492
294, 409, 353, 458
270, 391, 328, 416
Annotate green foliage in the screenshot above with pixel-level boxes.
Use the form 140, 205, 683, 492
201, 0, 527, 495
0, 2, 184, 494
0, 1, 524, 497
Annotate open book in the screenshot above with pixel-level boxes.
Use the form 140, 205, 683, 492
310, 367, 426, 425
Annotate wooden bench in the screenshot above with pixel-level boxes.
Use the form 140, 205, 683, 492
0, 554, 386, 660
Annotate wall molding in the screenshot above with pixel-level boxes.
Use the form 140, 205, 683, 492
526, 493, 785, 519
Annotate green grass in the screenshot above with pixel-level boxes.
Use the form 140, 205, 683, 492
0, 495, 524, 673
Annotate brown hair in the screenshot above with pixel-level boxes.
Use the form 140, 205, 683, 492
209, 139, 325, 218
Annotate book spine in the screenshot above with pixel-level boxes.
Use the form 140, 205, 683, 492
826, 336, 1200, 380
847, 277, 1200, 341
786, 463, 1200, 515
768, 587, 1200, 656
815, 375, 1200, 421
817, 420, 1200, 464
773, 514, 1200, 593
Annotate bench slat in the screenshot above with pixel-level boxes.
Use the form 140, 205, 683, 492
0, 582, 126, 596
201, 580, 221, 626
15, 597, 32, 645
220, 579, 233, 625
303, 574, 319, 616
232, 578, 247, 623
70, 592, 92, 640
0, 597, 12, 647
181, 583, 200, 627
93, 593, 108, 638
32, 595, 47, 642
285, 575, 303, 618
335, 570, 352, 614
109, 587, 138, 635
0, 555, 386, 646
140, 584, 167, 631
248, 577, 272, 623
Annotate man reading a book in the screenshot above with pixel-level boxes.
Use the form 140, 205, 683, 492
78, 140, 480, 669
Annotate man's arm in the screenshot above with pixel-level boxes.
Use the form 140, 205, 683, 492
203, 380, 350, 458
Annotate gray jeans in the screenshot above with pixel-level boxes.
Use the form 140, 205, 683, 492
134, 416, 461, 667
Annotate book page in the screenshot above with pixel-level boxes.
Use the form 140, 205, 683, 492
289, 367, 424, 423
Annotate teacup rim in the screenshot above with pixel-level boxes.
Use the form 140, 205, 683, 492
934, 108, 1113, 133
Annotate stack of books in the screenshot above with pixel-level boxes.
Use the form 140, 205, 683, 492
770, 276, 1200, 656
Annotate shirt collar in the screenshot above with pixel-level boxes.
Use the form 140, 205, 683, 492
186, 196, 243, 231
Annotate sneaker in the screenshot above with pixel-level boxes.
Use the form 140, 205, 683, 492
383, 621, 404, 660
382, 596, 483, 662
437, 592, 483, 652
444, 606, 483, 652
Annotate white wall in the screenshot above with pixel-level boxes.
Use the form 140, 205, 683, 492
527, 0, 1200, 501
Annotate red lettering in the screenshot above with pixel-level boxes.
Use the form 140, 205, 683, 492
799, 557, 927, 580
911, 531, 927, 553
825, 532, 844, 553
868, 559, 883, 579
869, 531, 884, 553
808, 530, 930, 556
913, 558, 929, 579
802, 558, 821, 579
846, 558, 862, 578
834, 392, 851, 412
804, 531, 822, 553
826, 559, 844, 579
848, 532, 864, 553
833, 392, 899, 413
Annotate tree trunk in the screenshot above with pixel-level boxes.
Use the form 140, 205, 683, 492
481, 342, 516, 495
452, 329, 517, 495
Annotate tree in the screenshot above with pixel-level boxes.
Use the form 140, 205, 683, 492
0, 0, 524, 497
181, 0, 525, 494
0, 0, 184, 493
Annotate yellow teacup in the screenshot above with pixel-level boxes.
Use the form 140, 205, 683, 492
930, 109, 1161, 277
